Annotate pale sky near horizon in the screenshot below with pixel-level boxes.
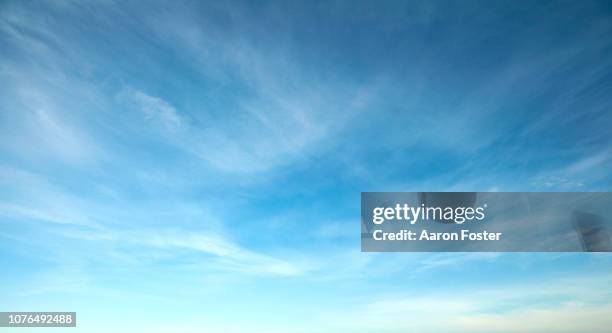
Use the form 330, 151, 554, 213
1, 1, 612, 332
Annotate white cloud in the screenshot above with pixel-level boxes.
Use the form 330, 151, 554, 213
321, 273, 612, 333
118, 87, 183, 132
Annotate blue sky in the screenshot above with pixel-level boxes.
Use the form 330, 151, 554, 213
1, 0, 612, 332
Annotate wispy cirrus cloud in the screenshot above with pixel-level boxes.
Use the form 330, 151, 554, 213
1, 1, 612, 332
117, 87, 184, 132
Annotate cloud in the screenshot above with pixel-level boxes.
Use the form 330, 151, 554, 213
1, 2, 612, 332
0, 166, 98, 227
455, 303, 612, 333
413, 253, 501, 272
531, 149, 612, 190
322, 273, 612, 333
134, 229, 305, 276
117, 87, 183, 132
121, 4, 379, 174
0, 165, 305, 278
0, 79, 104, 164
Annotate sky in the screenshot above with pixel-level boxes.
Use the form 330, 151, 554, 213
1, 0, 612, 332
